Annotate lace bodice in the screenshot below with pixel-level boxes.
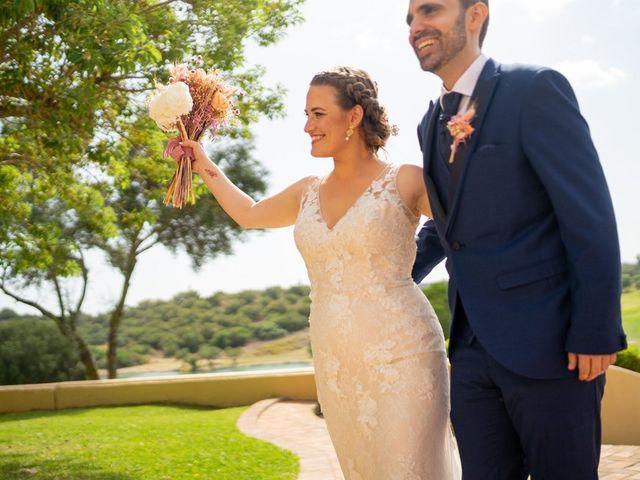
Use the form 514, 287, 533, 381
295, 164, 419, 297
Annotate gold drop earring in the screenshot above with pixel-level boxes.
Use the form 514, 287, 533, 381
345, 126, 354, 141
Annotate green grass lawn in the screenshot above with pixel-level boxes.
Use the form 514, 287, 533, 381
622, 289, 640, 346
0, 405, 298, 480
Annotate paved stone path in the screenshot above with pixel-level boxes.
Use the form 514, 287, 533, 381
238, 398, 640, 480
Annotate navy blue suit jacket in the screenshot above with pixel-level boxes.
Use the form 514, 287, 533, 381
412, 58, 627, 379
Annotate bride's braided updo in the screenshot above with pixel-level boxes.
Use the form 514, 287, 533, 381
310, 66, 393, 153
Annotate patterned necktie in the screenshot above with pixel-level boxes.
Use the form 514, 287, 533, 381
439, 92, 463, 164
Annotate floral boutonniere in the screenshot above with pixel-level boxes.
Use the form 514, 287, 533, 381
447, 104, 477, 164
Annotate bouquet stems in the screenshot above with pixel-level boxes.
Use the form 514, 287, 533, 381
163, 119, 195, 209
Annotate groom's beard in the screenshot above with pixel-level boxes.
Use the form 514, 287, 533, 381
414, 12, 467, 73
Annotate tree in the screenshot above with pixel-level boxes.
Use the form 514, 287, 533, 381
0, 318, 85, 385
225, 346, 243, 367
176, 348, 199, 372
0, 176, 117, 379
269, 312, 308, 333
214, 326, 252, 349
198, 344, 222, 369
0, 0, 305, 378
0, 308, 18, 321
254, 321, 288, 340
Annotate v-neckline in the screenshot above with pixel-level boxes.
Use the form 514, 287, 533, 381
317, 163, 390, 231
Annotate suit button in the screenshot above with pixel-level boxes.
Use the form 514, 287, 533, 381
452, 241, 462, 251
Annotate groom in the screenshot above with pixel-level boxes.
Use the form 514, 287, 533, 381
407, 0, 627, 478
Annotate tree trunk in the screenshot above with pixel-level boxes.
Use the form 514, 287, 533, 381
74, 332, 100, 380
107, 249, 137, 379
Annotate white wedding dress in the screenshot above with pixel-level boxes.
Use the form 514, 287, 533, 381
294, 164, 461, 480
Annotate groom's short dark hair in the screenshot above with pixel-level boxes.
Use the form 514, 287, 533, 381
460, 0, 489, 47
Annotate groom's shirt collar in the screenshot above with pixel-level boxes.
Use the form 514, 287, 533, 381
440, 53, 488, 112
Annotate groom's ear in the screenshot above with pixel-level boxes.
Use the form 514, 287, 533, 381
467, 2, 489, 42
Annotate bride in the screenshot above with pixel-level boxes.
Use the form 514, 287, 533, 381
173, 66, 460, 480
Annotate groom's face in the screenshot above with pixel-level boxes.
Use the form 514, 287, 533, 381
407, 0, 468, 73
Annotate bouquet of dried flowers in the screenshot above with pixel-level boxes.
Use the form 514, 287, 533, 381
148, 56, 241, 208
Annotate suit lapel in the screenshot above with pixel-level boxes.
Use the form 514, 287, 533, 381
421, 100, 447, 226
445, 59, 501, 236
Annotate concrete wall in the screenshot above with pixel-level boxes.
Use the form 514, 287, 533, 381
1, 365, 639, 445
0, 368, 317, 412
601, 366, 640, 445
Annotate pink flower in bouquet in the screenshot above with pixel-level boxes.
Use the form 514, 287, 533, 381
174, 65, 241, 141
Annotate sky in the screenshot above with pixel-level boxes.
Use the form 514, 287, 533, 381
2, 0, 639, 315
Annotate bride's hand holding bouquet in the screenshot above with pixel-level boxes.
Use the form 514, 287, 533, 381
172, 139, 213, 177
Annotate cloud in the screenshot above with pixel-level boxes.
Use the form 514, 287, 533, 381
552, 59, 627, 89
517, 0, 577, 20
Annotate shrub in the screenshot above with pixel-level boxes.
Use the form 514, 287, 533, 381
238, 304, 264, 322
264, 299, 288, 315
0, 319, 85, 385
269, 313, 309, 333
115, 348, 147, 368
616, 346, 640, 374
198, 345, 222, 368
92, 346, 146, 369
295, 302, 310, 317
264, 286, 282, 300
254, 322, 288, 341
286, 285, 310, 297
178, 329, 205, 353
213, 326, 252, 348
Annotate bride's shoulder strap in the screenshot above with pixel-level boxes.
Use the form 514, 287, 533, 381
298, 175, 321, 207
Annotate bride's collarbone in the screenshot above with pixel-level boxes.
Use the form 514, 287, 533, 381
322, 174, 376, 199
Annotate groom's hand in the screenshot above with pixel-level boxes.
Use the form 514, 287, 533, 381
568, 352, 617, 381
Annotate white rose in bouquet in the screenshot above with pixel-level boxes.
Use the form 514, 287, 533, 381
148, 81, 193, 131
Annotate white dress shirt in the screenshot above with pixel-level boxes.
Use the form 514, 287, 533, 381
440, 53, 488, 114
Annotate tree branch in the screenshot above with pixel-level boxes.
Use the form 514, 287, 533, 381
0, 105, 27, 119
51, 273, 68, 322
0, 153, 36, 168
72, 252, 89, 320
0, 283, 59, 323
137, 237, 160, 255
136, 227, 160, 254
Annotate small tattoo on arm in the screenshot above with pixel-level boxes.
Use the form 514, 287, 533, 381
204, 168, 219, 178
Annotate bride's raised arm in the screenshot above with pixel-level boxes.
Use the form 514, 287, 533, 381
178, 139, 310, 229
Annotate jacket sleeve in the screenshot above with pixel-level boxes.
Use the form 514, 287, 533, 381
520, 68, 626, 354
412, 218, 446, 283
412, 113, 446, 284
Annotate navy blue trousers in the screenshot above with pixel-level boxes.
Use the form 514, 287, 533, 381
450, 327, 605, 479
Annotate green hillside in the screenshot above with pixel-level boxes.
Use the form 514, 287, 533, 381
2, 282, 639, 384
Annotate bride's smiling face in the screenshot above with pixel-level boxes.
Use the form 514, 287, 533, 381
304, 85, 353, 158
